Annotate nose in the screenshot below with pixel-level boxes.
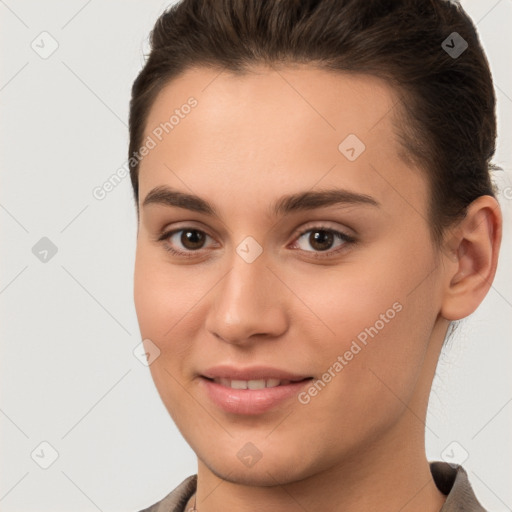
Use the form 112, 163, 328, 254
204, 252, 288, 345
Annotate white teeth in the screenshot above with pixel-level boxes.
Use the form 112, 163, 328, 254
265, 378, 281, 388
248, 379, 266, 389
213, 378, 290, 389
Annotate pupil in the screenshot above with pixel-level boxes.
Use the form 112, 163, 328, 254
182, 230, 205, 249
310, 230, 333, 251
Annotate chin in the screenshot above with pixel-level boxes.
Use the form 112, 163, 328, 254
205, 458, 309, 487
195, 440, 319, 486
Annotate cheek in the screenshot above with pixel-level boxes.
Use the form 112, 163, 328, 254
285, 243, 436, 408
279, 257, 407, 353
133, 248, 209, 401
133, 247, 203, 339
133, 255, 191, 421
287, 295, 427, 449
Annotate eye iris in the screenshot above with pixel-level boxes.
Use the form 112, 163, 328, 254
309, 230, 334, 251
181, 230, 205, 249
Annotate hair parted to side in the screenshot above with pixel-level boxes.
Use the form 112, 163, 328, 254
129, 0, 498, 248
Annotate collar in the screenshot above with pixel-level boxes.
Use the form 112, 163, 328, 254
431, 461, 487, 511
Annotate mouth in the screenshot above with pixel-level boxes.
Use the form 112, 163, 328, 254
202, 376, 312, 389
199, 374, 314, 415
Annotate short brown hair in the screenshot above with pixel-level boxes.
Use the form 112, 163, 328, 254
129, 0, 498, 247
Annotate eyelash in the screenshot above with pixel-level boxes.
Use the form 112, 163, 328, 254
157, 224, 356, 260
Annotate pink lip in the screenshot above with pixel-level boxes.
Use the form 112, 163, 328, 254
199, 365, 313, 415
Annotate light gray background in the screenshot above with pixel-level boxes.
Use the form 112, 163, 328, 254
1, 1, 511, 511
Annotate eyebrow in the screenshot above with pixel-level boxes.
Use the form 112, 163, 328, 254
142, 185, 380, 217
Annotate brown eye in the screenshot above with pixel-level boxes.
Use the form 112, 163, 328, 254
308, 230, 335, 251
158, 228, 215, 257
180, 229, 206, 250
292, 225, 355, 258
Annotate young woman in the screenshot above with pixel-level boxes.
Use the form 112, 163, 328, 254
129, 0, 503, 510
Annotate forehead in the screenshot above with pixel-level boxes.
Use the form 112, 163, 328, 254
143, 63, 399, 144
138, 64, 428, 217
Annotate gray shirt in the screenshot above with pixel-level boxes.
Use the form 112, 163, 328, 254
138, 461, 487, 512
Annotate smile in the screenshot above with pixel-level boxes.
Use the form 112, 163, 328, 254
210, 377, 294, 389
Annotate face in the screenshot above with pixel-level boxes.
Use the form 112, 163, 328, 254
134, 64, 448, 485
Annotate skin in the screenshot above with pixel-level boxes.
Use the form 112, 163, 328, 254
133, 64, 502, 512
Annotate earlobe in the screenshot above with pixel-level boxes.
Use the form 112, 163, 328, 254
440, 195, 502, 321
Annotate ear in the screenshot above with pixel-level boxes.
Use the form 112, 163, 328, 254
440, 195, 502, 321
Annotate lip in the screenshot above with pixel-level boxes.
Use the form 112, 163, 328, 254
199, 365, 313, 415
